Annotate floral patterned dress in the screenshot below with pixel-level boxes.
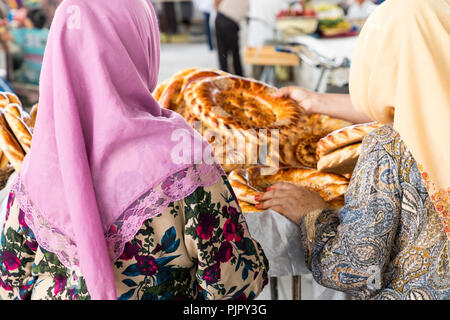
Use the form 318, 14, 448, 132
0, 172, 269, 300
301, 125, 449, 300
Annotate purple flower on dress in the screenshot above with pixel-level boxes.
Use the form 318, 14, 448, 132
153, 243, 162, 254
1, 251, 21, 271
0, 277, 13, 291
54, 275, 67, 296
203, 263, 221, 285
18, 209, 28, 229
136, 255, 159, 276
67, 288, 79, 300
223, 219, 243, 243
5, 192, 15, 221
216, 242, 233, 263
235, 292, 247, 300
25, 240, 38, 252
196, 213, 216, 240
119, 242, 141, 261
222, 206, 239, 220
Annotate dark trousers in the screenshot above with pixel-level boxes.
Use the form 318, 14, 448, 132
204, 12, 213, 51
161, 2, 177, 34
215, 13, 243, 76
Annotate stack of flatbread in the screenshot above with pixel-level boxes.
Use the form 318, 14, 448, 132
316, 122, 383, 175
231, 122, 384, 212
154, 68, 352, 172
229, 166, 350, 212
0, 92, 38, 173
154, 68, 385, 213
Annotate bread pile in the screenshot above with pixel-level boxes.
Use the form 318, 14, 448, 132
154, 68, 352, 172
229, 166, 349, 212
154, 68, 382, 213
0, 92, 37, 172
316, 122, 383, 175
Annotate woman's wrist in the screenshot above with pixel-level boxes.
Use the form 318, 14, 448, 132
310, 92, 332, 115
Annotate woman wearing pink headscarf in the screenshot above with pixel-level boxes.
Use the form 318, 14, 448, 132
0, 0, 268, 300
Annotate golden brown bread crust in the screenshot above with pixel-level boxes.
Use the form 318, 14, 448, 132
0, 93, 10, 108
185, 75, 307, 169
278, 128, 327, 168
306, 114, 353, 136
181, 69, 228, 93
0, 110, 25, 172
0, 152, 9, 169
158, 68, 199, 115
239, 201, 264, 213
152, 79, 170, 102
3, 107, 33, 154
185, 76, 306, 134
317, 143, 362, 175
29, 103, 38, 128
159, 69, 228, 121
5, 93, 21, 106
228, 166, 349, 206
316, 122, 382, 157
4, 103, 22, 118
229, 168, 260, 203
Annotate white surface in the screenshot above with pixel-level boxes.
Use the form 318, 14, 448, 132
193, 0, 214, 13
244, 209, 351, 300
243, 210, 308, 277
247, 0, 291, 47
291, 34, 359, 60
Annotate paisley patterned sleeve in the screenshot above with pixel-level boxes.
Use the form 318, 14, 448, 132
301, 133, 403, 299
183, 176, 269, 300
0, 192, 38, 300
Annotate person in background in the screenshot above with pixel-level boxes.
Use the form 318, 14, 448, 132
194, 0, 214, 51
40, 0, 63, 27
258, 0, 449, 300
346, 0, 377, 21
0, 0, 268, 300
214, 0, 249, 76
161, 2, 178, 35
8, 7, 49, 85
247, 0, 290, 48
180, 1, 194, 32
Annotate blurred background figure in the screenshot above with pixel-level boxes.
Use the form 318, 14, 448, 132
160, 2, 178, 35
180, 1, 194, 32
194, 0, 214, 51
247, 0, 291, 48
346, 0, 377, 21
214, 0, 249, 76
7, 7, 49, 86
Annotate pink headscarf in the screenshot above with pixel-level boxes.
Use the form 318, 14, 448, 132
12, 0, 222, 299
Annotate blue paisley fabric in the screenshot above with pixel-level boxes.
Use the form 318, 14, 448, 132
301, 125, 449, 300
0, 172, 269, 300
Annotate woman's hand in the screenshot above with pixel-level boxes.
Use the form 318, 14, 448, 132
275, 86, 373, 124
254, 182, 328, 225
275, 86, 321, 115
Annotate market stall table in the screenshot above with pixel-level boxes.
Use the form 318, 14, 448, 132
243, 46, 300, 86
288, 34, 359, 92
243, 209, 349, 300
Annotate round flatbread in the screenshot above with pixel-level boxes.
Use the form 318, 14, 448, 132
228, 166, 349, 206
316, 122, 383, 158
